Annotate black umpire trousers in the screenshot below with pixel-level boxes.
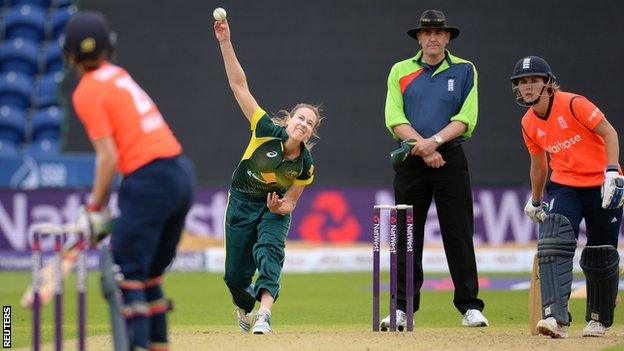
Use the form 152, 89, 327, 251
393, 144, 484, 314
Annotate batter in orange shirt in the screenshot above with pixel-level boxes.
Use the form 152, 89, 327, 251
64, 11, 194, 350
511, 55, 623, 339
520, 91, 607, 187
73, 62, 181, 175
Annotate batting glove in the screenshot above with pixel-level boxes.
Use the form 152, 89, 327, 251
77, 204, 112, 244
601, 167, 624, 209
524, 198, 547, 222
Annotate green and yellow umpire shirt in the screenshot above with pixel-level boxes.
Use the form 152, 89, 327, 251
230, 107, 315, 199
385, 50, 478, 141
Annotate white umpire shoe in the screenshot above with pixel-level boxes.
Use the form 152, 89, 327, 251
235, 307, 253, 332
536, 317, 569, 338
582, 320, 607, 337
462, 309, 489, 327
379, 310, 407, 331
252, 309, 272, 334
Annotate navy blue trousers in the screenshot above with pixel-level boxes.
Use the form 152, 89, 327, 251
111, 155, 194, 347
112, 155, 195, 279
546, 181, 622, 246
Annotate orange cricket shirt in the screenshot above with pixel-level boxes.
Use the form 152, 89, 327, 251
72, 62, 182, 175
521, 91, 607, 187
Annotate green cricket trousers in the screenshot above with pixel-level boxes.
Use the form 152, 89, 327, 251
223, 190, 291, 313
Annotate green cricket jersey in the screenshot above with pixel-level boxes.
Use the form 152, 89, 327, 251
230, 107, 315, 198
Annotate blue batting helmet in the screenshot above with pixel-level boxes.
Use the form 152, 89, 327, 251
510, 56, 555, 83
62, 11, 116, 62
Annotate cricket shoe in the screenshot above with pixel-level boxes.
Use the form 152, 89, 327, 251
582, 320, 607, 337
379, 310, 407, 331
252, 309, 272, 334
536, 317, 569, 338
462, 309, 489, 327
235, 307, 253, 332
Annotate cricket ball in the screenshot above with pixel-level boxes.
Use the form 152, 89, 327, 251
213, 7, 227, 21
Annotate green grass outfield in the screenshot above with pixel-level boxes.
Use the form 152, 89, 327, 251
1, 272, 623, 350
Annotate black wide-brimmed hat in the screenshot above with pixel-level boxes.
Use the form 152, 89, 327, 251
407, 10, 460, 40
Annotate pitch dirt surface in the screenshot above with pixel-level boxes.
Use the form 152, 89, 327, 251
5, 272, 623, 350
20, 325, 624, 351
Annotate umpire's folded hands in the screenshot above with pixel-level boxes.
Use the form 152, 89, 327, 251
413, 136, 438, 156
422, 151, 445, 168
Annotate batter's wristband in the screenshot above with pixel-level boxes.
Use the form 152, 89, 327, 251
87, 203, 102, 212
531, 199, 542, 207
606, 165, 619, 173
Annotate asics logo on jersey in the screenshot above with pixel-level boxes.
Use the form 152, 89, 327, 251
547, 134, 582, 154
522, 58, 531, 69
266, 151, 278, 158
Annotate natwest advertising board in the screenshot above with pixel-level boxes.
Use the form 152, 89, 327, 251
1, 187, 622, 253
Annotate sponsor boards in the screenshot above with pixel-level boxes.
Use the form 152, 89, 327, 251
204, 248, 624, 273
1, 188, 623, 253
1, 247, 622, 273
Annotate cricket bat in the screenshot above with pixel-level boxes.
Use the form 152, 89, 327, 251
528, 252, 541, 335
20, 245, 80, 308
20, 230, 108, 309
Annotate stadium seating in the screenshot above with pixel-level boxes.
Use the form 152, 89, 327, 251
49, 5, 76, 40
3, 5, 47, 42
11, 0, 53, 8
0, 71, 32, 109
53, 0, 73, 8
0, 38, 40, 76
25, 137, 59, 154
27, 105, 62, 154
33, 71, 63, 108
0, 1, 75, 155
42, 40, 62, 73
0, 105, 26, 154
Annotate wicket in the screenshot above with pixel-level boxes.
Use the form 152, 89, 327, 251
372, 204, 414, 332
30, 223, 88, 351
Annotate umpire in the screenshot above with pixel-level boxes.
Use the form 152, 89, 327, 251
382, 9, 487, 329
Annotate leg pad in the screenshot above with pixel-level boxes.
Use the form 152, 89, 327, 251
580, 245, 620, 327
537, 213, 576, 325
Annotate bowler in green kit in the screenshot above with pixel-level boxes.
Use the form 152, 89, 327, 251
214, 17, 322, 334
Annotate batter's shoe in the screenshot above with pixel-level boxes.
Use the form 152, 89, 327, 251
537, 317, 569, 338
